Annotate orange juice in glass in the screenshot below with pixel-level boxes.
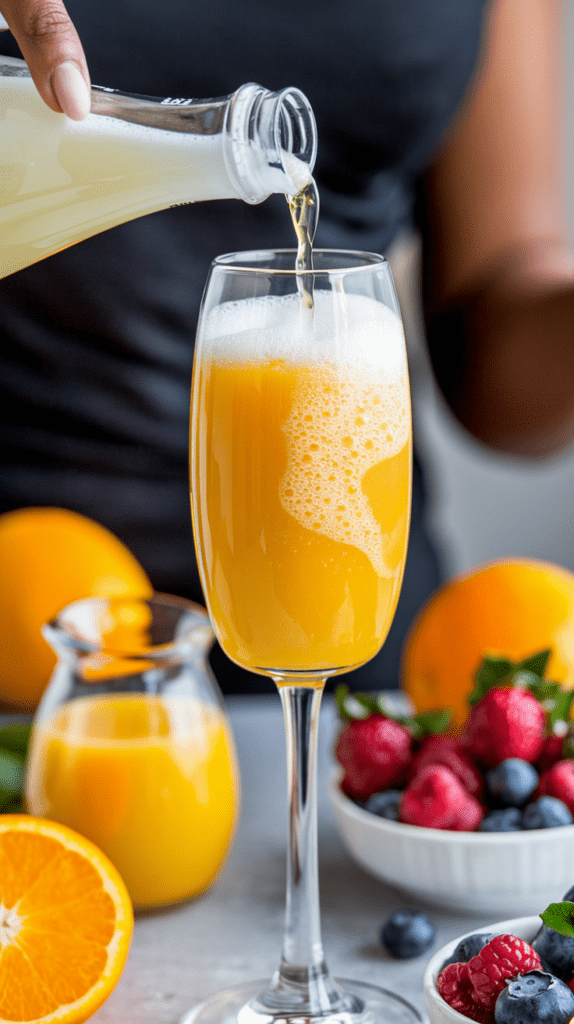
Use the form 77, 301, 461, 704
25, 595, 239, 910
192, 287, 411, 679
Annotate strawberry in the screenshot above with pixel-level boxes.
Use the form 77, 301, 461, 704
462, 687, 545, 767
451, 793, 483, 831
335, 715, 412, 801
400, 765, 471, 829
537, 760, 574, 814
437, 963, 494, 1023
467, 934, 541, 1010
537, 732, 566, 773
408, 735, 483, 797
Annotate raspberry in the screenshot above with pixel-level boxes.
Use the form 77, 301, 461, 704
467, 934, 541, 1009
335, 716, 412, 801
463, 688, 545, 767
400, 765, 468, 829
538, 760, 574, 814
437, 963, 494, 1022
408, 735, 483, 797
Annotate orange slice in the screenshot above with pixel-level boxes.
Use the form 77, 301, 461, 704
0, 815, 133, 1023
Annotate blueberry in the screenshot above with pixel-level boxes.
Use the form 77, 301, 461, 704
364, 790, 402, 820
494, 970, 574, 1022
486, 759, 539, 807
522, 796, 573, 829
441, 932, 494, 970
532, 919, 574, 981
380, 909, 435, 959
479, 808, 523, 832
563, 885, 574, 901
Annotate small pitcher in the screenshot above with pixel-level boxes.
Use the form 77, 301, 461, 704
25, 593, 240, 911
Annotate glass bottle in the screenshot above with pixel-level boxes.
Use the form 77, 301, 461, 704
25, 593, 240, 912
0, 54, 316, 278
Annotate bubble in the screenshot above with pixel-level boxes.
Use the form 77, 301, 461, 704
279, 360, 410, 576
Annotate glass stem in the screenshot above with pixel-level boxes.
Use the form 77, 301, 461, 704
260, 683, 345, 1014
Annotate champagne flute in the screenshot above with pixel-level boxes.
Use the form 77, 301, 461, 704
186, 249, 421, 1024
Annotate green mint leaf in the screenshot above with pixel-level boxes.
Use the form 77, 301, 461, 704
519, 649, 552, 677
540, 902, 574, 938
0, 723, 32, 757
468, 656, 515, 706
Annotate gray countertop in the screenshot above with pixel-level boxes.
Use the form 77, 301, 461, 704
89, 695, 491, 1024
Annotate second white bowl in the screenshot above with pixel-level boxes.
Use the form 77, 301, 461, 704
423, 916, 539, 1023
329, 777, 574, 915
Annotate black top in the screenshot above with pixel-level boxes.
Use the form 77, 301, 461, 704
0, 1, 488, 692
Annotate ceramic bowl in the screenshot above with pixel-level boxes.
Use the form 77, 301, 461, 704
328, 777, 574, 915
422, 916, 539, 1023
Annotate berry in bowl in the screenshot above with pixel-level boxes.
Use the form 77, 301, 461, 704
423, 889, 574, 1022
329, 651, 574, 915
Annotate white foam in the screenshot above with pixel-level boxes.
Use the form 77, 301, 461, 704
199, 291, 407, 374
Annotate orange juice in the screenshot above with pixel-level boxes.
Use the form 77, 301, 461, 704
25, 694, 239, 909
191, 291, 412, 676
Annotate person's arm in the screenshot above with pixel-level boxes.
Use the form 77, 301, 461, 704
423, 0, 574, 457
0, 0, 90, 118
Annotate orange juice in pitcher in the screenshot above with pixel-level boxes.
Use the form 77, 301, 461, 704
25, 594, 239, 910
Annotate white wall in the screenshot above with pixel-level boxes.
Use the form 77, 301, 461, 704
402, 1, 574, 579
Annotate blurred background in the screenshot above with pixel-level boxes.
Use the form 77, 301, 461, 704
395, 0, 574, 579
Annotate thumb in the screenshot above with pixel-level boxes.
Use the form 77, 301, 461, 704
0, 0, 90, 119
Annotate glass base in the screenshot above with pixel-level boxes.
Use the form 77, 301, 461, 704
181, 979, 425, 1024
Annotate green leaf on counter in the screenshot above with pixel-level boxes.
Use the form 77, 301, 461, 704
0, 723, 31, 757
0, 749, 25, 791
0, 748, 25, 811
540, 901, 574, 938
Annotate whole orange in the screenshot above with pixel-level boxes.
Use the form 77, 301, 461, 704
0, 507, 152, 711
401, 558, 574, 728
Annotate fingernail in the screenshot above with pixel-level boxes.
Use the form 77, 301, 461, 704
51, 62, 91, 120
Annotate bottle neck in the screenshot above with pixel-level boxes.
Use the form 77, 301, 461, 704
223, 83, 316, 203
0, 55, 317, 204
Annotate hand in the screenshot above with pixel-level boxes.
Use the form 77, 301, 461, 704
0, 0, 90, 119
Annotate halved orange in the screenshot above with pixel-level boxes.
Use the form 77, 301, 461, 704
0, 815, 133, 1023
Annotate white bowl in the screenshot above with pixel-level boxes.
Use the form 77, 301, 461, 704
328, 777, 574, 915
423, 915, 539, 1023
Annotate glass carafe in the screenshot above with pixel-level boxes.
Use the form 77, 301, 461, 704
0, 54, 316, 278
25, 593, 240, 912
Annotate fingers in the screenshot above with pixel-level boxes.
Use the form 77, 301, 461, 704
0, 0, 90, 118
